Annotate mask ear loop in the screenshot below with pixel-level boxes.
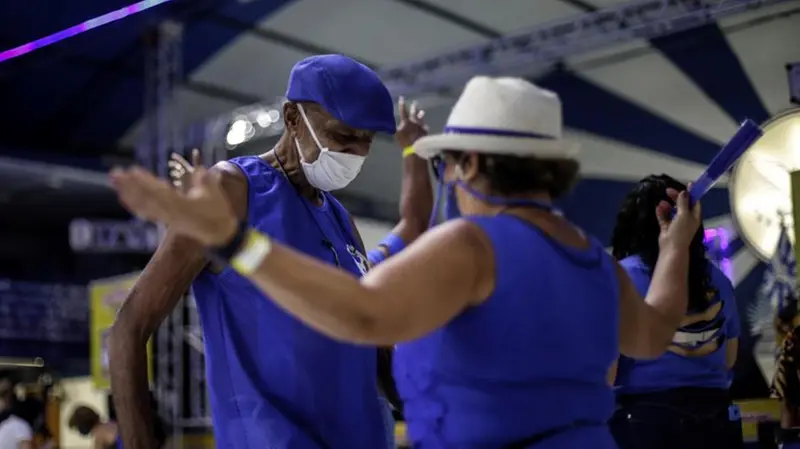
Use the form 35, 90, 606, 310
296, 103, 327, 153
428, 158, 447, 228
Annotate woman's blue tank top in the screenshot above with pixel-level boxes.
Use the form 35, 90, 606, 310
614, 255, 739, 394
393, 214, 620, 448
191, 156, 385, 449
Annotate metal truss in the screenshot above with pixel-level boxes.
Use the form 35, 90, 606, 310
378, 0, 797, 98
138, 20, 184, 179
185, 295, 210, 425
153, 291, 210, 430
197, 99, 286, 161
134, 19, 213, 434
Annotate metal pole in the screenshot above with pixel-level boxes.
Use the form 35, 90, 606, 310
790, 171, 800, 293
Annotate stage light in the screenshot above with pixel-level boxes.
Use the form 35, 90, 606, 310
705, 228, 732, 280
221, 104, 284, 149
225, 119, 249, 146
255, 111, 272, 128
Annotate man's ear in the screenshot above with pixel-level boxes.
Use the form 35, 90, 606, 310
283, 102, 300, 138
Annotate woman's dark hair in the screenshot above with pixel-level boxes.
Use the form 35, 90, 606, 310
443, 151, 580, 199
611, 174, 715, 313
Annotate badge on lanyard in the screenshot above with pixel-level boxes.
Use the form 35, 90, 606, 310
347, 244, 369, 275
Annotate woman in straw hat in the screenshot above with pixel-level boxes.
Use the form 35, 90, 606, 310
109, 76, 700, 448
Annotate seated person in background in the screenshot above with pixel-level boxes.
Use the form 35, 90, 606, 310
68, 405, 118, 449
69, 404, 169, 449
608, 174, 742, 449
34, 425, 55, 449
0, 372, 32, 449
771, 296, 800, 447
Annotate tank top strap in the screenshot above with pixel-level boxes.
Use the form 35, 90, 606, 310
227, 156, 281, 223
463, 214, 606, 269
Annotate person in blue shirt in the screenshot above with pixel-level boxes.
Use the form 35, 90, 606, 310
109, 76, 703, 449
108, 54, 432, 449
609, 174, 743, 449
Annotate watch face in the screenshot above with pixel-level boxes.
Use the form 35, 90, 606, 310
730, 110, 800, 261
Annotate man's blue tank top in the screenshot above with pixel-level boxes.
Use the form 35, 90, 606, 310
614, 255, 739, 394
393, 214, 620, 448
191, 156, 385, 449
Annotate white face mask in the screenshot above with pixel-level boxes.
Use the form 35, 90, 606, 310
294, 104, 366, 191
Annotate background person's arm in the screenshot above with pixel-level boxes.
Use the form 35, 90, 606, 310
722, 274, 740, 369
109, 163, 247, 449
725, 339, 738, 370
94, 423, 119, 449
373, 149, 432, 257
606, 359, 618, 386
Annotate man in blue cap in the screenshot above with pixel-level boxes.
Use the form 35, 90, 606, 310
108, 54, 432, 449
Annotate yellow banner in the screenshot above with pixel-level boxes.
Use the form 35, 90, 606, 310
89, 272, 151, 389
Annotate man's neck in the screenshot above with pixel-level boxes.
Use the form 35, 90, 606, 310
262, 134, 321, 204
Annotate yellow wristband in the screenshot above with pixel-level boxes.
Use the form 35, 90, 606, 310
231, 229, 273, 275
402, 146, 415, 158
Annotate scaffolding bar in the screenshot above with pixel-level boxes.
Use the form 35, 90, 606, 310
378, 0, 796, 98
186, 294, 208, 422
137, 21, 184, 178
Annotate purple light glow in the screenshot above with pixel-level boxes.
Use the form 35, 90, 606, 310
704, 227, 733, 280
0, 0, 174, 64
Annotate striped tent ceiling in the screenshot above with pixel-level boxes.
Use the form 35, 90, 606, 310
1, 0, 799, 301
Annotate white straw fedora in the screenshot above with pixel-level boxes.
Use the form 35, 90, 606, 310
413, 76, 578, 159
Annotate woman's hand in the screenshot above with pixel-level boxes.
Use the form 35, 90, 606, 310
109, 152, 238, 247
394, 96, 428, 149
656, 187, 702, 251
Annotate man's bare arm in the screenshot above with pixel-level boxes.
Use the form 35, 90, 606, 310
109, 163, 247, 449
390, 152, 433, 246
368, 99, 433, 260
362, 153, 432, 264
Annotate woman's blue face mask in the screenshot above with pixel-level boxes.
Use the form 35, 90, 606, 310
427, 154, 559, 227
445, 183, 461, 220
430, 156, 461, 221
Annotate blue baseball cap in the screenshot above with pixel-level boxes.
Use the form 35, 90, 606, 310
285, 54, 396, 134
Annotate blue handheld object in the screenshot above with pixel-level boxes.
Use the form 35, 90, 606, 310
687, 119, 763, 205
